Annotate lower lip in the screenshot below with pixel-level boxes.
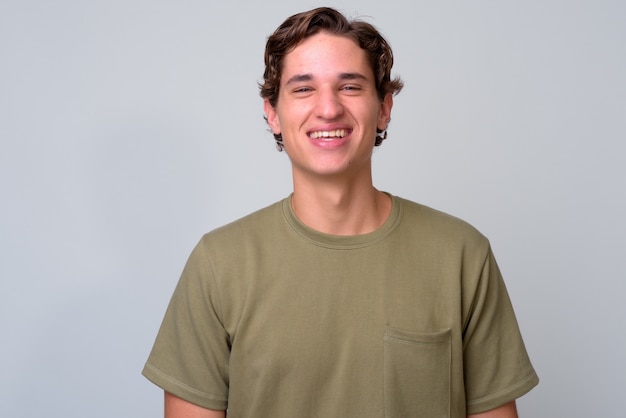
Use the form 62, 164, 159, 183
309, 135, 350, 149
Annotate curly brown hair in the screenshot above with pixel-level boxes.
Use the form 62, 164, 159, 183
260, 7, 404, 150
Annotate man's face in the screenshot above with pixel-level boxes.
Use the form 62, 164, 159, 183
264, 32, 392, 181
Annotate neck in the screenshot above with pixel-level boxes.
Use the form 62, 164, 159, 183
291, 174, 391, 236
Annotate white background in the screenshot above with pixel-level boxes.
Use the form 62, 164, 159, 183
1, 1, 624, 416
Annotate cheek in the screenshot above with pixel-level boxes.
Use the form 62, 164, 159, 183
279, 108, 305, 131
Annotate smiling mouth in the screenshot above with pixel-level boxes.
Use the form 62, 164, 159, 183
309, 129, 349, 140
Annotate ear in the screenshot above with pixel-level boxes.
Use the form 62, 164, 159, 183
377, 94, 394, 131
264, 99, 281, 134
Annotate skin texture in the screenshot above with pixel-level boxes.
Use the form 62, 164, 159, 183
264, 32, 391, 181
468, 400, 519, 418
264, 32, 393, 235
164, 392, 225, 418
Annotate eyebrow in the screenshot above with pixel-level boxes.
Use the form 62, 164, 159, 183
285, 72, 369, 85
285, 74, 313, 85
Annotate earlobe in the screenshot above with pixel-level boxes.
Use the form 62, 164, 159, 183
264, 99, 281, 135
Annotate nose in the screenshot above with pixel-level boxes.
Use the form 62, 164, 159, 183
315, 88, 344, 120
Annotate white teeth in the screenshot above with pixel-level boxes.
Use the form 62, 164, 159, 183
310, 129, 347, 139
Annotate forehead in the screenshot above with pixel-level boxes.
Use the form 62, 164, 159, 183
281, 32, 373, 82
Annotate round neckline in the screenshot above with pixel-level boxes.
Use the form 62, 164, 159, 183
281, 193, 403, 249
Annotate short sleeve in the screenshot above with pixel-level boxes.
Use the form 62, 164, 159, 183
142, 238, 230, 410
462, 247, 539, 414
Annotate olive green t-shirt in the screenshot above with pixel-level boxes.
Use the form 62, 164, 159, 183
143, 195, 538, 417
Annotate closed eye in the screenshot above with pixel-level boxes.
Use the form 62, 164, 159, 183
340, 84, 365, 95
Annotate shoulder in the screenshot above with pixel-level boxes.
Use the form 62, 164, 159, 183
196, 199, 286, 251
394, 196, 490, 252
179, 199, 287, 281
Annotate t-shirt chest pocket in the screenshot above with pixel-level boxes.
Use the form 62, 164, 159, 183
383, 326, 451, 418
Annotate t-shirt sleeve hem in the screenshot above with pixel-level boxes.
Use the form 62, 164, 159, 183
466, 371, 539, 415
142, 362, 228, 411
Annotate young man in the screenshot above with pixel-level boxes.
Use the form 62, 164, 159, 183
143, 7, 538, 417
